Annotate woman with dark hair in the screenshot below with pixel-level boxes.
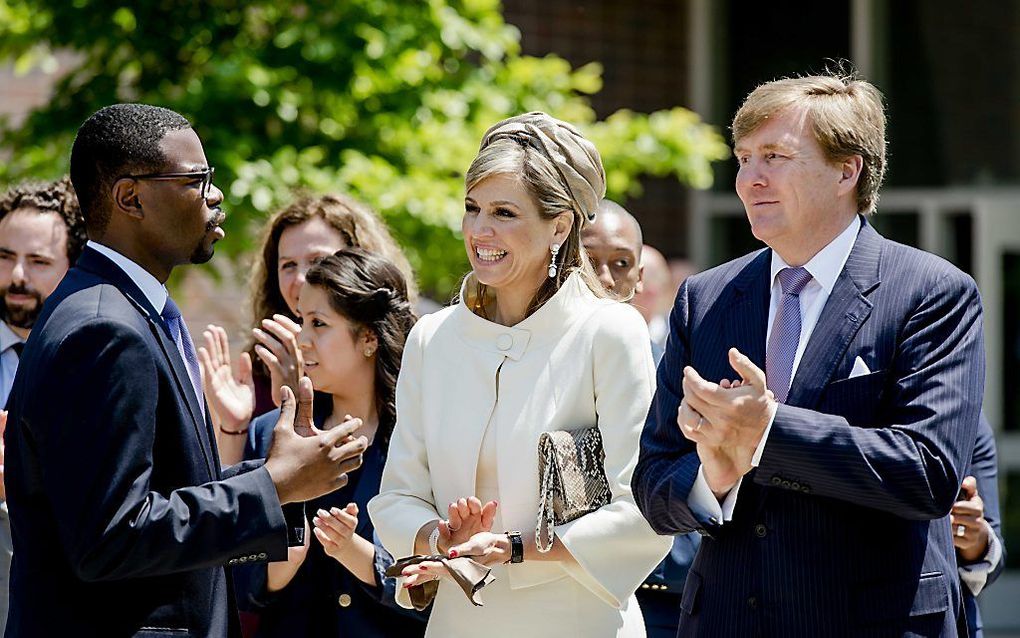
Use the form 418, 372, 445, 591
201, 192, 417, 466
202, 247, 425, 637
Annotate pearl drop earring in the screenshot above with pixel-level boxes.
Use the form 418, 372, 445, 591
548, 243, 560, 278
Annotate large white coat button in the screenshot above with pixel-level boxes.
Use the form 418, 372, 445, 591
497, 334, 513, 351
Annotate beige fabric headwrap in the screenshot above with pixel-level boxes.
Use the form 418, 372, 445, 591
479, 112, 606, 225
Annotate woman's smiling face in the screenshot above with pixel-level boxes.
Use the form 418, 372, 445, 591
462, 174, 558, 295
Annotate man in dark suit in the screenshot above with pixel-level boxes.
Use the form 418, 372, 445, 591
955, 415, 1006, 638
4, 104, 368, 637
633, 73, 984, 637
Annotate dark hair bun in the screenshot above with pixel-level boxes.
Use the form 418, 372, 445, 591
367, 287, 393, 316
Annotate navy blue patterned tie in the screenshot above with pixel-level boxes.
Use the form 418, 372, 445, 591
765, 267, 813, 404
161, 297, 204, 413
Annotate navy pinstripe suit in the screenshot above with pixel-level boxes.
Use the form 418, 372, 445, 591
633, 218, 985, 637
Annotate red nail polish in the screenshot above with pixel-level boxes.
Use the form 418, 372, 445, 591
449, 550, 458, 558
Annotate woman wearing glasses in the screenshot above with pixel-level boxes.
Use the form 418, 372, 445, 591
369, 113, 670, 637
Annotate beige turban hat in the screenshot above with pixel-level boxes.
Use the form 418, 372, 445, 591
479, 112, 606, 225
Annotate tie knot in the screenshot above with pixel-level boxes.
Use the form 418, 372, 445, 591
160, 297, 182, 321
778, 267, 812, 295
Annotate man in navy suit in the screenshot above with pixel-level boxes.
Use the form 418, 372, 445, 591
955, 415, 1006, 638
633, 73, 984, 637
4, 104, 368, 637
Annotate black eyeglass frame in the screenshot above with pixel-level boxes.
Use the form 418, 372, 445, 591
125, 166, 216, 201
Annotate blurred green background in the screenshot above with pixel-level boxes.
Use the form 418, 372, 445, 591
0, 0, 728, 298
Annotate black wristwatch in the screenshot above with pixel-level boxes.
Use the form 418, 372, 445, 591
506, 530, 524, 564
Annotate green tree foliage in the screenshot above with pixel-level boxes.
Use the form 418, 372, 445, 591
0, 0, 728, 296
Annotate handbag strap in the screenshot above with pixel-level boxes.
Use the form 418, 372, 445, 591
536, 435, 559, 553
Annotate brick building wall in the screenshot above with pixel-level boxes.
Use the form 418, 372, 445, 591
502, 0, 695, 256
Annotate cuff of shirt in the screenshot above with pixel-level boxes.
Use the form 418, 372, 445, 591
750, 401, 779, 467
959, 519, 1003, 596
687, 465, 742, 523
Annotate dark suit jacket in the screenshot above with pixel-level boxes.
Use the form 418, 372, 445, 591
234, 397, 426, 638
962, 415, 1006, 638
4, 247, 290, 638
633, 219, 985, 637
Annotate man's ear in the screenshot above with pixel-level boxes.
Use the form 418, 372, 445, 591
635, 263, 645, 295
837, 155, 864, 198
111, 178, 144, 221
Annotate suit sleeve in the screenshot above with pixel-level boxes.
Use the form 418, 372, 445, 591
41, 318, 288, 582
633, 281, 707, 535
959, 413, 1006, 592
553, 304, 671, 608
755, 269, 985, 520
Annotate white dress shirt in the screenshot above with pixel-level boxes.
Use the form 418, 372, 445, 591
86, 241, 168, 313
0, 322, 25, 409
687, 216, 861, 522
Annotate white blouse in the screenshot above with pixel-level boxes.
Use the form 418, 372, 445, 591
370, 272, 671, 611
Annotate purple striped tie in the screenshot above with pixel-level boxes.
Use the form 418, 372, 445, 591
161, 297, 204, 415
765, 267, 813, 404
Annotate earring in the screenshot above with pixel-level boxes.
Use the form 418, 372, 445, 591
548, 243, 560, 278
364, 348, 375, 358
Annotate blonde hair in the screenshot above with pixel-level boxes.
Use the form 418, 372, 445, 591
732, 72, 887, 214
464, 138, 611, 318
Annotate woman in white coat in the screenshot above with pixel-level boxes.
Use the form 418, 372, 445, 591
369, 112, 670, 637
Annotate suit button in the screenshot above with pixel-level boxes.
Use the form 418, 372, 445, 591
802, 485, 811, 494
790, 482, 800, 491
754, 523, 767, 538
338, 593, 352, 607
497, 334, 513, 350
747, 596, 758, 610
781, 480, 792, 489
771, 476, 782, 486
640, 584, 650, 590
258, 552, 267, 560
238, 556, 248, 563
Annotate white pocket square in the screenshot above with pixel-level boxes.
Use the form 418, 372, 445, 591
849, 356, 871, 379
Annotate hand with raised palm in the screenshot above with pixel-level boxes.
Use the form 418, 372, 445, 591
198, 325, 255, 434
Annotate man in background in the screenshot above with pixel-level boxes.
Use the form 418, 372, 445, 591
0, 176, 86, 633
582, 198, 698, 638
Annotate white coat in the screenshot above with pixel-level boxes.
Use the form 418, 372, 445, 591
370, 272, 671, 637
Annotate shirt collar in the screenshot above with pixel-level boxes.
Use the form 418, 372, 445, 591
0, 321, 24, 353
86, 240, 169, 313
770, 216, 861, 295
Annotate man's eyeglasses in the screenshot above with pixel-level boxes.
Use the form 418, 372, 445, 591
126, 167, 216, 202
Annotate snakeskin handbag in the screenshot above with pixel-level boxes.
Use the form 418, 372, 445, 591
535, 426, 612, 552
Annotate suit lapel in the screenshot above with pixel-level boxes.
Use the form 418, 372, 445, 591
722, 250, 771, 373
785, 219, 883, 409
76, 247, 218, 479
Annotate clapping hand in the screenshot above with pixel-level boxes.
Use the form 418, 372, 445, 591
198, 325, 255, 433
313, 504, 360, 561
401, 496, 498, 588
952, 476, 990, 563
253, 314, 303, 408
678, 348, 776, 498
